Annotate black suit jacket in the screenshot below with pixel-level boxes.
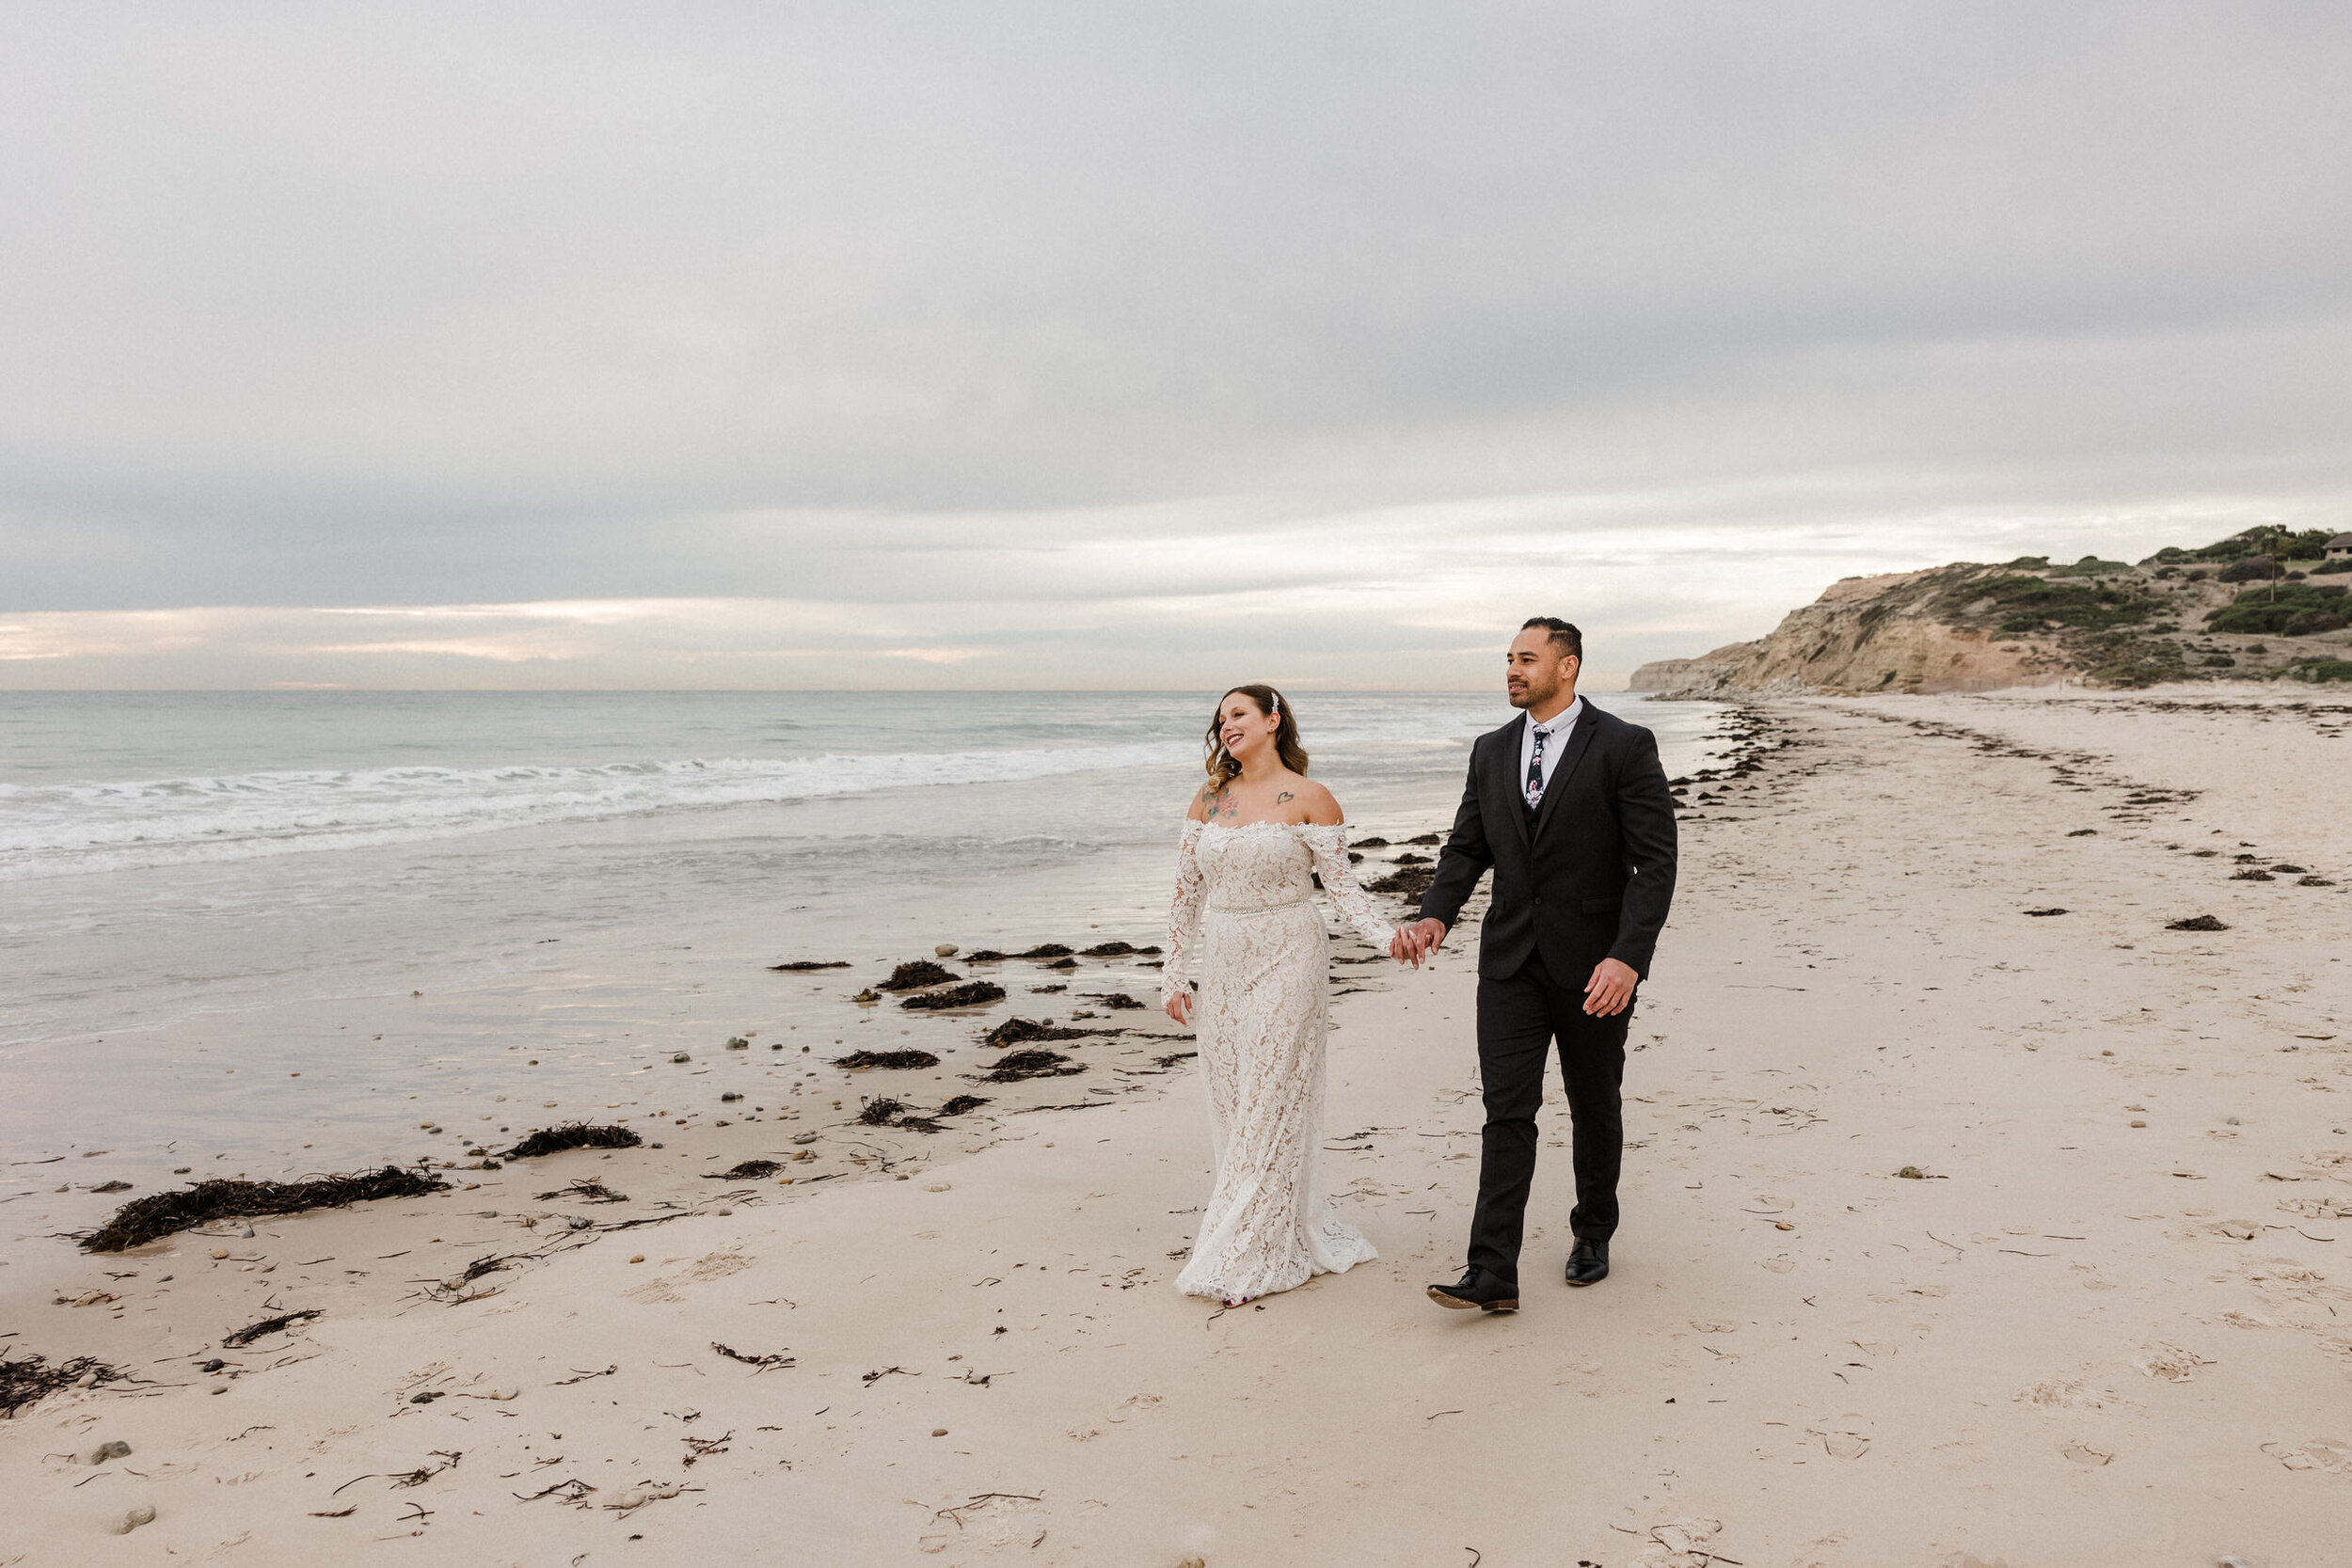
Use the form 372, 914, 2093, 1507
1415, 702, 1679, 980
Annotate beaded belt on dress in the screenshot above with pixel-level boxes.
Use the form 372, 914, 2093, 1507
1208, 895, 1311, 913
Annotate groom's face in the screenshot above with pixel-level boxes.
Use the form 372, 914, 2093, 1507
1504, 628, 1579, 710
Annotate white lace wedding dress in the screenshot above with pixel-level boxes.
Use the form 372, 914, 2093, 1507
1163, 820, 1396, 1302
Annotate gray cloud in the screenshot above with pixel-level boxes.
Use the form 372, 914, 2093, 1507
4, 3, 2348, 679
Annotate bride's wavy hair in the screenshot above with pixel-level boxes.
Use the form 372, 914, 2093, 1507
1203, 685, 1310, 793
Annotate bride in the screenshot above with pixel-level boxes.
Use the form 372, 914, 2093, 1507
1162, 685, 1404, 1306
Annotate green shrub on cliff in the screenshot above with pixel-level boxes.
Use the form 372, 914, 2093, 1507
2203, 581, 2349, 636
1944, 574, 2155, 634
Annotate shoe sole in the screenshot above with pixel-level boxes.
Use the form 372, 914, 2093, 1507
1427, 1286, 1518, 1313
1565, 1272, 1608, 1288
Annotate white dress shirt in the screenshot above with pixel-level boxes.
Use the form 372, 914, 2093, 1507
1518, 696, 1584, 807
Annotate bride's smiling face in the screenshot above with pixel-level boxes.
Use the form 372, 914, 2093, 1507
1218, 691, 1278, 763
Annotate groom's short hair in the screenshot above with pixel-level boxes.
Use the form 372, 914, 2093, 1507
1520, 616, 1582, 660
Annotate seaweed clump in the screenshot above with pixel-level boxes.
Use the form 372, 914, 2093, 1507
979, 1050, 1085, 1083
876, 960, 958, 991
82, 1166, 449, 1253
938, 1094, 992, 1117
833, 1049, 942, 1070
1, 1350, 128, 1417
1079, 941, 1137, 957
503, 1123, 644, 1160
901, 981, 1007, 1010
857, 1098, 909, 1126
1366, 863, 1437, 898
768, 959, 851, 971
983, 1017, 1089, 1048
1017, 943, 1073, 958
2166, 914, 2230, 931
703, 1160, 784, 1180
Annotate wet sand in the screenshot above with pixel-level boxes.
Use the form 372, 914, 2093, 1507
6, 686, 2348, 1564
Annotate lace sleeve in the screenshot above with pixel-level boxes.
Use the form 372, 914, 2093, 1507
1162, 820, 1207, 1001
1301, 826, 1396, 951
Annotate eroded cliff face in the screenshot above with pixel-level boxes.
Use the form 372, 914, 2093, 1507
1629, 555, 2352, 696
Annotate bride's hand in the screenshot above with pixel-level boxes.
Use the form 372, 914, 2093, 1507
1164, 990, 1194, 1025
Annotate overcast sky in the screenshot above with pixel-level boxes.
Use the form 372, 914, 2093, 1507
5, 3, 2348, 689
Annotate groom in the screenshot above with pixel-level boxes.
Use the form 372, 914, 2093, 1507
1391, 617, 1678, 1313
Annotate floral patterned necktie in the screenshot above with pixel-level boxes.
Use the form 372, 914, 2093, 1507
1525, 723, 1552, 808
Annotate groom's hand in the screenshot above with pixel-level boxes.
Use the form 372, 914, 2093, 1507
1582, 958, 1638, 1017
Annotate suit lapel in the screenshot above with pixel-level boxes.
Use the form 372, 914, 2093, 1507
1530, 706, 1599, 846
1496, 716, 1532, 855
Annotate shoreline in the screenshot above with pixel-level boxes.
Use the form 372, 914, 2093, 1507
9, 689, 2346, 1562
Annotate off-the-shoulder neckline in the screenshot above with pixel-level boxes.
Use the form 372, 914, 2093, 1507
1191, 819, 1348, 834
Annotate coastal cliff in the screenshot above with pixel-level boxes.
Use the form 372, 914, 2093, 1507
1630, 529, 2352, 695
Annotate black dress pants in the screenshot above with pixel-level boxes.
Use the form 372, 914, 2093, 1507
1467, 947, 1631, 1284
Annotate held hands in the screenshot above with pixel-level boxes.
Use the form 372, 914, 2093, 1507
1389, 917, 1447, 968
1583, 957, 1638, 1017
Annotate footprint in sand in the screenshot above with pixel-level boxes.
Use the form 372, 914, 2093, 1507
624, 1249, 754, 1304
2262, 1437, 2352, 1476
2058, 1438, 2115, 1466
2132, 1341, 2213, 1382
2013, 1377, 2128, 1412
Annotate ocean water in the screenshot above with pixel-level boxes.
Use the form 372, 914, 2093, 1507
0, 690, 1728, 1204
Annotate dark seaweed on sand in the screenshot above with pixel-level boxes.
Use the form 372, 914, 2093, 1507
1087, 992, 1147, 1010
1079, 941, 1137, 957
768, 959, 852, 971
961, 949, 1008, 961
504, 1123, 644, 1160
81, 1166, 449, 1253
2167, 914, 2230, 931
221, 1307, 324, 1348
978, 1049, 1085, 1083
1017, 942, 1073, 958
1, 1350, 128, 1418
703, 1160, 784, 1180
1404, 832, 1441, 846
982, 1017, 1089, 1048
857, 1097, 908, 1126
900, 980, 1006, 1010
536, 1179, 628, 1203
1366, 864, 1437, 896
876, 959, 959, 991
1154, 1051, 1199, 1069
938, 1094, 991, 1117
833, 1048, 942, 1069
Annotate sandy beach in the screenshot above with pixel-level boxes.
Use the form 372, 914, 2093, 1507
7, 687, 2348, 1566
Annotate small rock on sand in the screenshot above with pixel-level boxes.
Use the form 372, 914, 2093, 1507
936, 943, 959, 957
83, 1439, 132, 1465
114, 1503, 156, 1534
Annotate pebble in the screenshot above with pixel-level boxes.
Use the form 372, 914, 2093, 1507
113, 1503, 156, 1535
239, 1226, 255, 1238
199, 1358, 225, 1372
629, 1255, 645, 1264
567, 1215, 593, 1230
931, 1427, 949, 1436
210, 1248, 230, 1260
935, 944, 959, 958
83, 1439, 132, 1465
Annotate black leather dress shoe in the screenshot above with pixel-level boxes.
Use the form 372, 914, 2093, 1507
1427, 1266, 1519, 1313
1565, 1238, 1610, 1287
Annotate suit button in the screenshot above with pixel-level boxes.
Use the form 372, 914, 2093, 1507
1533, 895, 1544, 907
